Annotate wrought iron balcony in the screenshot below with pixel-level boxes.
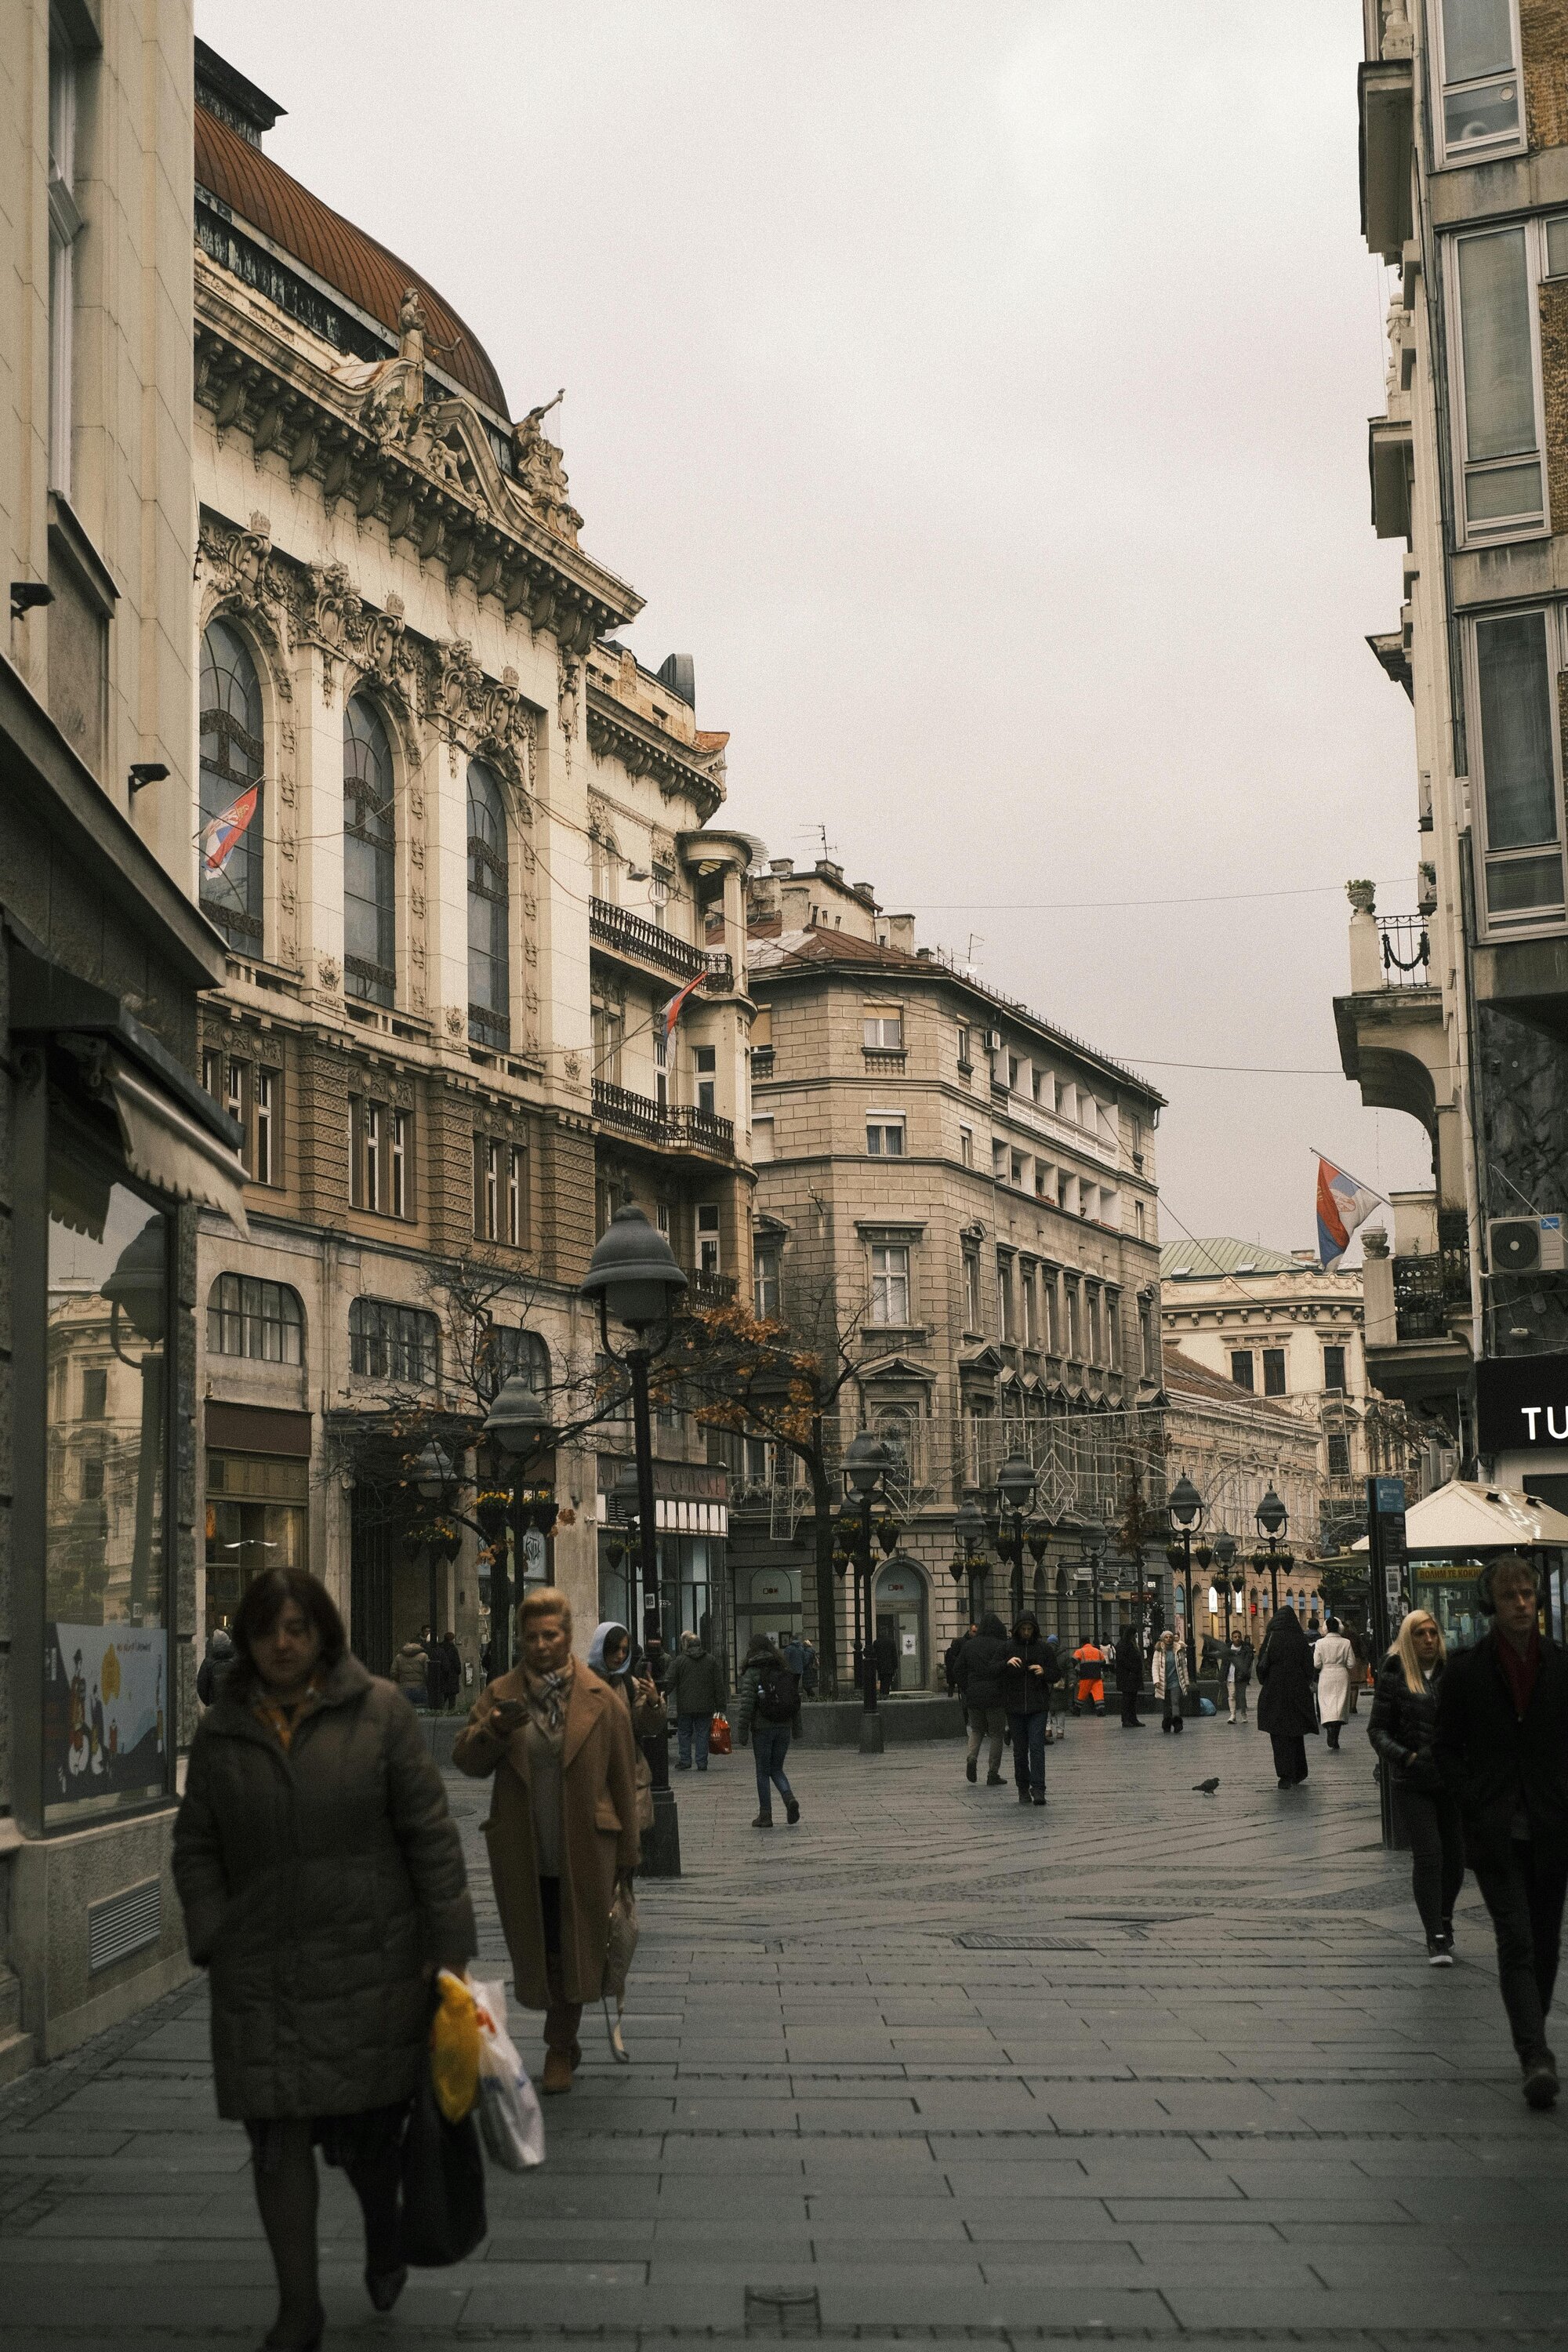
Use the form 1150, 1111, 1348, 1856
591, 1080, 735, 1160
688, 1270, 739, 1309
1376, 913, 1430, 989
590, 897, 733, 992
1392, 1222, 1469, 1342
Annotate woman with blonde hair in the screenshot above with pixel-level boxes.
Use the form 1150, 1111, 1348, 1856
1368, 1609, 1465, 1964
454, 1588, 639, 2095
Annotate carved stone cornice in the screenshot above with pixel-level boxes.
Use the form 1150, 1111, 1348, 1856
194, 256, 641, 652
585, 687, 725, 821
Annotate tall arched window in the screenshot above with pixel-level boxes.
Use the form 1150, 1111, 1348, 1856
343, 697, 396, 1007
199, 620, 263, 946
467, 760, 509, 1047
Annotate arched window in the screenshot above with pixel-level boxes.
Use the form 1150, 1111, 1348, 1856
199, 620, 263, 946
467, 760, 509, 1047
207, 1273, 303, 1364
481, 1324, 550, 1399
348, 1298, 437, 1385
343, 697, 395, 1007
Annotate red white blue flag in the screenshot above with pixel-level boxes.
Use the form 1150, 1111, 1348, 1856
201, 785, 259, 874
1316, 1156, 1383, 1270
660, 971, 707, 1043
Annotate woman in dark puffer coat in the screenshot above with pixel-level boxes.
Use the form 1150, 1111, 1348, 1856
1255, 1606, 1319, 1788
1368, 1608, 1465, 1962
174, 1569, 474, 2352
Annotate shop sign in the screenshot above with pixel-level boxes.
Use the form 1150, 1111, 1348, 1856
1476, 1353, 1568, 1455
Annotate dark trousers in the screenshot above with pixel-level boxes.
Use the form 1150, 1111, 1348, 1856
753, 1723, 794, 1815
1396, 1786, 1465, 1941
1007, 1710, 1047, 1794
538, 1874, 583, 2057
1472, 1841, 1568, 2068
1270, 1733, 1308, 1784
1120, 1686, 1142, 1726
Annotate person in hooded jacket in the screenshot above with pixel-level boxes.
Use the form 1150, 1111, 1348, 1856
196, 1625, 234, 1710
1113, 1628, 1145, 1728
735, 1633, 802, 1827
1000, 1612, 1058, 1804
665, 1630, 728, 1770
945, 1625, 975, 1697
391, 1635, 430, 1708
1256, 1606, 1319, 1787
587, 1620, 666, 1843
957, 1613, 1010, 1785
1369, 1608, 1463, 1964
172, 1568, 474, 2352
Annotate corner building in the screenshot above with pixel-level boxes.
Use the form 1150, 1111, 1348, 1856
187, 45, 751, 1675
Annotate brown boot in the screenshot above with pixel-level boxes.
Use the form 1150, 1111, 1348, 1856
540, 2047, 574, 2096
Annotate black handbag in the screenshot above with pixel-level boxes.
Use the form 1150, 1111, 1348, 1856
400, 2053, 487, 2267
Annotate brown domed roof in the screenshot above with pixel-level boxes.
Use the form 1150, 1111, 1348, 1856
194, 103, 510, 419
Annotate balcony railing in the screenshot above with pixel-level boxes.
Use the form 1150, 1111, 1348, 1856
591, 1080, 735, 1159
688, 1270, 738, 1309
1392, 1229, 1469, 1342
589, 897, 733, 991
1377, 914, 1430, 989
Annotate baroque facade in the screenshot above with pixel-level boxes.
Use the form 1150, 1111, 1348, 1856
723, 858, 1166, 1684
2, 3, 252, 2067
186, 44, 752, 1677
1338, 0, 1568, 1486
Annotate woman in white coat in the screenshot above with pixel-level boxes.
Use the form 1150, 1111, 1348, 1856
1313, 1616, 1358, 1751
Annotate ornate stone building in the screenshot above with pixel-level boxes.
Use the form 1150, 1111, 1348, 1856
187, 43, 752, 1671
725, 858, 1165, 1683
1338, 0, 1568, 1483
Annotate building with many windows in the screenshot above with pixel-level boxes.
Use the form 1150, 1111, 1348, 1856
1337, 0, 1568, 1475
186, 42, 752, 1671
725, 858, 1165, 1683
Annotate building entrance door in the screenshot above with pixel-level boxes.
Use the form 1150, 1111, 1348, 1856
873, 1559, 928, 1690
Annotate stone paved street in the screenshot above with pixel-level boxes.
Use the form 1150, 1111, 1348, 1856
6, 1711, 1568, 2347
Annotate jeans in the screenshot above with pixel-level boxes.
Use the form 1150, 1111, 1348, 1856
1008, 1710, 1047, 1794
1396, 1785, 1465, 1942
966, 1705, 1006, 1775
753, 1723, 794, 1817
677, 1711, 711, 1769
1271, 1733, 1308, 1784
1161, 1685, 1184, 1732
1472, 1840, 1568, 2067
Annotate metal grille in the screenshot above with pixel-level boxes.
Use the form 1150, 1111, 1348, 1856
88, 1878, 161, 1975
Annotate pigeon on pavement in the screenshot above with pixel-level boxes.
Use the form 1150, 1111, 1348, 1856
1192, 1778, 1220, 1795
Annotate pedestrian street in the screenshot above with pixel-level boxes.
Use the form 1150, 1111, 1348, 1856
5, 1714, 1568, 2349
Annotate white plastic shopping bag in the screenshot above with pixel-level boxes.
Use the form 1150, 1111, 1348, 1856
469, 1973, 546, 2171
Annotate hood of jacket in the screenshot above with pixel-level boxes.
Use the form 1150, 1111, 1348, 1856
978, 1613, 1007, 1641
587, 1621, 632, 1680
397, 1640, 426, 1659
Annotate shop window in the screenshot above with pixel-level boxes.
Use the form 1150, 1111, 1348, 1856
45, 1141, 172, 1825
348, 1298, 437, 1385
206, 1273, 303, 1364
205, 1451, 309, 1639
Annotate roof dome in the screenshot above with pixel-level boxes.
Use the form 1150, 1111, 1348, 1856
194, 101, 510, 420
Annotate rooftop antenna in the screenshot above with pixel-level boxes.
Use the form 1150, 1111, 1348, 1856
963, 931, 985, 975
796, 823, 838, 862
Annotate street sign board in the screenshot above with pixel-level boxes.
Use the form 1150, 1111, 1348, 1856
1475, 1352, 1568, 1456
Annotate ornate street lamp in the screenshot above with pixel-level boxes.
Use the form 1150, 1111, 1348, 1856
1255, 1485, 1290, 1616
482, 1376, 556, 1681
1080, 1516, 1108, 1645
994, 1453, 1036, 1623
954, 1496, 990, 1628
1168, 1472, 1205, 1689
843, 1432, 892, 1752
1214, 1531, 1238, 1646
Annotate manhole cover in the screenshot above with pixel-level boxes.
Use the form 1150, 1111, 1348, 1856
746, 2285, 822, 2337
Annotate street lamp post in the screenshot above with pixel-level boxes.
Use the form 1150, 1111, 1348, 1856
994, 1454, 1036, 1624
481, 1383, 558, 1682
844, 1432, 893, 1754
1167, 1472, 1205, 1693
1080, 1518, 1108, 1644
1254, 1486, 1293, 1619
580, 1204, 689, 1875
414, 1439, 455, 1651
954, 1497, 989, 1629
1214, 1532, 1238, 1646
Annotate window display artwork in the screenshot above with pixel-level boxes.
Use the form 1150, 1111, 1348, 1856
45, 1621, 166, 1817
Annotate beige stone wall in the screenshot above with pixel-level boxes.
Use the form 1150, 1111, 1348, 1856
1521, 0, 1568, 154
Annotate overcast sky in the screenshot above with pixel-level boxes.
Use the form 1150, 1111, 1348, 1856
197, 0, 1426, 1260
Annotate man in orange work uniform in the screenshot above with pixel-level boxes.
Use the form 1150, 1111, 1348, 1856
1073, 1639, 1105, 1716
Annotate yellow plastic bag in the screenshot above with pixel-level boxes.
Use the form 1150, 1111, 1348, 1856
429, 1969, 481, 2124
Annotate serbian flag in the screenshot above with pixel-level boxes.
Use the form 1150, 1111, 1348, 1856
660, 971, 707, 1043
1316, 1156, 1383, 1270
201, 785, 259, 874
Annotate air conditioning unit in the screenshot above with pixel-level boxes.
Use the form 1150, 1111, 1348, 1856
986, 1029, 1003, 1053
1487, 1215, 1566, 1274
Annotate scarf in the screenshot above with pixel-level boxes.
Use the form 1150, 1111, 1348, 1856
252, 1670, 325, 1752
525, 1662, 573, 1734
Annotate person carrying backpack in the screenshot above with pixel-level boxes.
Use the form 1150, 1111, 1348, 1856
196, 1627, 234, 1711
735, 1635, 801, 1828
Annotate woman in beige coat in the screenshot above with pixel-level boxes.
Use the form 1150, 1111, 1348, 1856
453, 1587, 639, 2095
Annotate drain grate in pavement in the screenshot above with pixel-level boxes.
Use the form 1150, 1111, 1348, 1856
953, 1932, 1095, 1951
744, 2285, 822, 2337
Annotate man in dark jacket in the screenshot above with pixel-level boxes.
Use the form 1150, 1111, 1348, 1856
1113, 1629, 1145, 1728
420, 1624, 443, 1714
946, 1624, 976, 1696
1436, 1554, 1568, 2109
873, 1628, 899, 1697
1001, 1613, 1058, 1804
666, 1632, 728, 1771
196, 1627, 235, 1710
957, 1614, 1010, 1786
437, 1632, 463, 1713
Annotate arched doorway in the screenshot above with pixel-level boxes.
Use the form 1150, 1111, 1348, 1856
872, 1555, 930, 1690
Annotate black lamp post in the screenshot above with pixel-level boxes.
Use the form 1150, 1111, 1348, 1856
580, 1205, 688, 1874
481, 1380, 557, 1680
1080, 1518, 1108, 1645
1213, 1532, 1238, 1646
994, 1454, 1036, 1624
954, 1497, 989, 1627
1254, 1485, 1292, 1619
1168, 1472, 1205, 1686
414, 1439, 456, 1652
844, 1432, 892, 1754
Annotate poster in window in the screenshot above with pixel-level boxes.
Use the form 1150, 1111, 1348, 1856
45, 1621, 167, 1818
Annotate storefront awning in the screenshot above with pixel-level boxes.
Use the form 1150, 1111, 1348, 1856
103, 1051, 248, 1235
1351, 1479, 1568, 1555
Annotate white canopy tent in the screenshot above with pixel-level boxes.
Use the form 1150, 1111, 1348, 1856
1351, 1481, 1568, 1556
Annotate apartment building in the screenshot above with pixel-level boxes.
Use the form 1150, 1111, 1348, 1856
2, 3, 252, 2067
728, 858, 1165, 1682
186, 43, 750, 1670
1339, 0, 1568, 1493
